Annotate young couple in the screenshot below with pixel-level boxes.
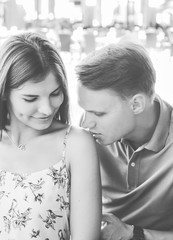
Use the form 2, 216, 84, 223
0, 32, 173, 240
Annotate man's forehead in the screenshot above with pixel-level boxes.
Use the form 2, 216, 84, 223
78, 84, 116, 97
78, 87, 119, 112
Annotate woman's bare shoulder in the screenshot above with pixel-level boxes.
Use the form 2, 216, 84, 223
66, 126, 97, 161
46, 123, 93, 143
68, 126, 94, 144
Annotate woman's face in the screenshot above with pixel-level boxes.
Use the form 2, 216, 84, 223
7, 72, 64, 131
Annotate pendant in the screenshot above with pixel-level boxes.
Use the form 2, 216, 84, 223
18, 144, 26, 151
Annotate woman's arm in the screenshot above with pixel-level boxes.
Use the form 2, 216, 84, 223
67, 127, 101, 240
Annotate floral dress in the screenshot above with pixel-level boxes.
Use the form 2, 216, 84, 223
0, 127, 71, 240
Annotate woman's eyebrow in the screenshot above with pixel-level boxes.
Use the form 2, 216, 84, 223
21, 86, 61, 97
51, 86, 61, 93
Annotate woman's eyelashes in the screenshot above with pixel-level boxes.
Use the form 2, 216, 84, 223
23, 90, 62, 103
23, 97, 37, 102
51, 90, 62, 97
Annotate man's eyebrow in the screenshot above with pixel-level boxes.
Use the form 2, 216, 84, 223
22, 86, 61, 97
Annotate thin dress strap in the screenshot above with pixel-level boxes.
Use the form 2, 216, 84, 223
62, 125, 72, 162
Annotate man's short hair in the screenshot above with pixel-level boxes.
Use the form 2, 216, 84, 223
76, 41, 156, 98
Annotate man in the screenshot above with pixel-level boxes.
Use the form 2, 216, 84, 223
75, 41, 173, 240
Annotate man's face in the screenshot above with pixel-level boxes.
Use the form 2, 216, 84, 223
77, 84, 136, 145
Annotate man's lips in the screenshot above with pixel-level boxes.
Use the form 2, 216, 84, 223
90, 132, 101, 138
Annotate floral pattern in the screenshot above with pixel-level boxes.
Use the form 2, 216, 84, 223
0, 127, 71, 240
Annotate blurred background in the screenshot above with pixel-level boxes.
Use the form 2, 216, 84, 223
0, 0, 173, 124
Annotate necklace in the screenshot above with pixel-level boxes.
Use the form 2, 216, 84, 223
5, 130, 26, 151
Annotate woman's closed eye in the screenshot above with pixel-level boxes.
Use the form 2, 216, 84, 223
23, 97, 37, 102
22, 88, 62, 102
51, 90, 62, 97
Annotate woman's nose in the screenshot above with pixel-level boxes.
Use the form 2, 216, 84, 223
38, 99, 53, 115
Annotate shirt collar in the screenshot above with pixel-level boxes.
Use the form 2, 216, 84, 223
121, 95, 172, 152
145, 95, 172, 152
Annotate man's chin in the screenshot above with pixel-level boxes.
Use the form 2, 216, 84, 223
95, 138, 110, 146
97, 138, 117, 146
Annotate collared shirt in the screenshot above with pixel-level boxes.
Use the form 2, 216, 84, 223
98, 95, 173, 231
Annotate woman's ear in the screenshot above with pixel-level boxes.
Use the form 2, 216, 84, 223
130, 94, 146, 114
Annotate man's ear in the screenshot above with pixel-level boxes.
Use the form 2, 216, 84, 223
1, 93, 7, 101
130, 94, 146, 114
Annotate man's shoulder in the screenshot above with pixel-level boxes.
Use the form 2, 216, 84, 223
155, 95, 173, 124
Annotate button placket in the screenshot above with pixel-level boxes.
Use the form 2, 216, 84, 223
131, 162, 135, 167
127, 152, 139, 190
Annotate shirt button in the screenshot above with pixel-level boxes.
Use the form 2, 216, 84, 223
131, 162, 135, 167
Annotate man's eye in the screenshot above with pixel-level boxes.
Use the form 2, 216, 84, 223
94, 112, 104, 117
23, 98, 37, 102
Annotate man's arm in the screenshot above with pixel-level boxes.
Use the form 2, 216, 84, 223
101, 214, 173, 240
144, 228, 173, 240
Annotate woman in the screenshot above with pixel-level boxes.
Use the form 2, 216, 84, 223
0, 32, 101, 240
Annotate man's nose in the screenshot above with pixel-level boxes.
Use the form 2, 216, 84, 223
80, 112, 95, 129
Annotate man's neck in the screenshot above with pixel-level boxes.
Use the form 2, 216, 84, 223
127, 100, 160, 150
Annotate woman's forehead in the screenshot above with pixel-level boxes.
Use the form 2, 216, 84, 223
12, 72, 60, 94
